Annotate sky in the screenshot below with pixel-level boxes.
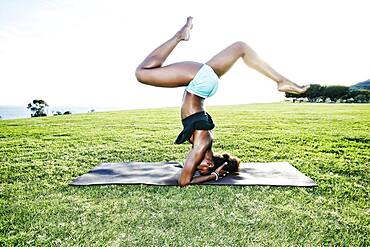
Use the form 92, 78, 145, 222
0, 0, 369, 109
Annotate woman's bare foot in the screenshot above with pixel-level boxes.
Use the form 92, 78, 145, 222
277, 80, 310, 94
176, 16, 193, 41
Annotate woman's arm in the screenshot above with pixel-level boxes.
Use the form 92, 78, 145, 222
188, 173, 218, 185
178, 130, 215, 187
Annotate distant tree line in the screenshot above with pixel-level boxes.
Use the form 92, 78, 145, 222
27, 99, 73, 118
285, 84, 370, 103
26, 99, 95, 118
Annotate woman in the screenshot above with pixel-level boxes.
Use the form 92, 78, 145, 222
135, 17, 309, 187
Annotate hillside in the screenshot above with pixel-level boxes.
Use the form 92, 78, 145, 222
350, 79, 370, 90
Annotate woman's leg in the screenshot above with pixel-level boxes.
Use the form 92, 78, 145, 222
206, 41, 309, 94
135, 17, 202, 88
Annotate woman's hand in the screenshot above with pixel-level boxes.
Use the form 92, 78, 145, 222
215, 162, 229, 178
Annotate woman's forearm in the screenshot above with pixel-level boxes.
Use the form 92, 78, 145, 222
189, 173, 217, 184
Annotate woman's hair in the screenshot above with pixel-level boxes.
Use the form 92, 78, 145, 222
210, 153, 241, 174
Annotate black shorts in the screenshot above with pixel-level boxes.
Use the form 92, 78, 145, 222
175, 111, 215, 144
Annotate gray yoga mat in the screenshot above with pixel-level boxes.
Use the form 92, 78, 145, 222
70, 162, 316, 186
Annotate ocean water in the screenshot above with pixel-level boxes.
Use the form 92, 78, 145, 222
0, 106, 118, 120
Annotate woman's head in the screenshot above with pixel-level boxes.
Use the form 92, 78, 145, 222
210, 153, 240, 174
197, 153, 240, 175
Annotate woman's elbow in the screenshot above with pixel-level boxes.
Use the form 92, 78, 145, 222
178, 178, 190, 187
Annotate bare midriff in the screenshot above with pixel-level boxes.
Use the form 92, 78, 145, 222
181, 91, 205, 119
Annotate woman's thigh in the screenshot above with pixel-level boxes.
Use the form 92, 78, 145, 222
206, 42, 245, 77
136, 61, 203, 87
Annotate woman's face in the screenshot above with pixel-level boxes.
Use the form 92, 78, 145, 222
197, 159, 214, 175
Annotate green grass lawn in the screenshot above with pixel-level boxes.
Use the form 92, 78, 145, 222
1, 103, 369, 246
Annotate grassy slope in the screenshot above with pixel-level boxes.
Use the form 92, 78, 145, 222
0, 103, 369, 246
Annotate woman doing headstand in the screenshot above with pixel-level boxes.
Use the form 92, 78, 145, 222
135, 17, 309, 187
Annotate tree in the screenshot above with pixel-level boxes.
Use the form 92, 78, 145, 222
285, 84, 325, 102
285, 91, 305, 99
304, 84, 326, 101
285, 84, 353, 102
344, 89, 369, 100
322, 86, 349, 101
27, 99, 49, 117
354, 94, 368, 103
